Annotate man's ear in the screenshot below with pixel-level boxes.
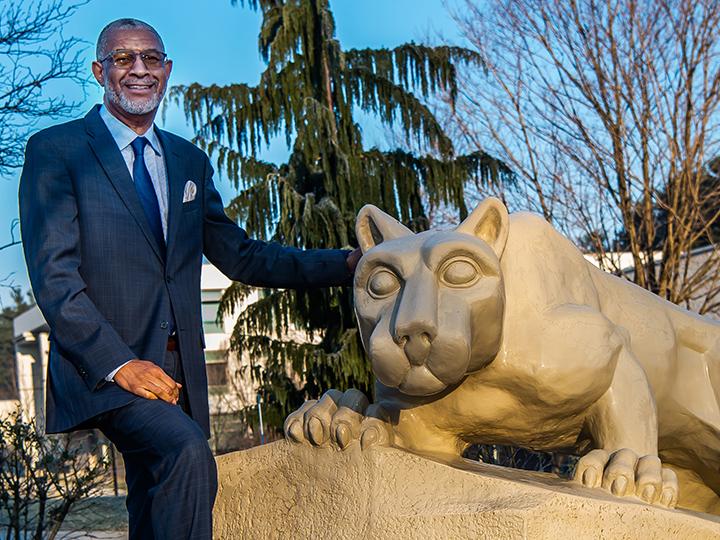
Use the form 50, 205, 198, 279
91, 61, 105, 86
456, 197, 509, 257
355, 205, 413, 253
164, 59, 173, 80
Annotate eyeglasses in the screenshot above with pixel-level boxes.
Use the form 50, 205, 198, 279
98, 49, 168, 69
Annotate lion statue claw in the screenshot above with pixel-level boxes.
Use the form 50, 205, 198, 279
285, 198, 720, 514
284, 389, 393, 450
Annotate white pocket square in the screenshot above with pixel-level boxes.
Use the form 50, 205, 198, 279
183, 180, 197, 203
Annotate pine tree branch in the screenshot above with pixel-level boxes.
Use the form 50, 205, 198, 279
236, 328, 370, 392
344, 66, 454, 157
218, 281, 256, 321
345, 43, 485, 105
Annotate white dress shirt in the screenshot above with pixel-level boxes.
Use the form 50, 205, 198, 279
99, 105, 170, 238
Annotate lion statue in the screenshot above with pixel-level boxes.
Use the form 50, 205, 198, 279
284, 198, 720, 514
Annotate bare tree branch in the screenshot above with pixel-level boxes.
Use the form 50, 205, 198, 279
443, 0, 720, 316
0, 0, 88, 175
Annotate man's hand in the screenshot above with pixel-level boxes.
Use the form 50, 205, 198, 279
346, 247, 362, 274
114, 359, 181, 404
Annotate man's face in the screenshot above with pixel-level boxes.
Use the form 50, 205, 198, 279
91, 28, 173, 117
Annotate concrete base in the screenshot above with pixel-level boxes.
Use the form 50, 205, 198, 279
213, 441, 720, 539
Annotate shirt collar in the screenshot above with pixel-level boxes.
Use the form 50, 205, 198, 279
99, 104, 163, 157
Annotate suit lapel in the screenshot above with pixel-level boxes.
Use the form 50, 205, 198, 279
156, 127, 185, 262
84, 106, 165, 263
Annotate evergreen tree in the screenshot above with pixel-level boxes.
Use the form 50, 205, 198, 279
0, 289, 32, 400
173, 0, 512, 429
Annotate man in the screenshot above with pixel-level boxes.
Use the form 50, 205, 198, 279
19, 18, 360, 539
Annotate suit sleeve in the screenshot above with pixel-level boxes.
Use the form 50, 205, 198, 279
201, 158, 352, 288
19, 134, 136, 391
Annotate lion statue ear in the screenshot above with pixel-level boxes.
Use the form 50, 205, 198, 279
356, 205, 413, 253
456, 197, 510, 257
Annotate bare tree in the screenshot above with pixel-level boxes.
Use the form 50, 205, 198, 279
446, 0, 720, 315
0, 410, 110, 540
0, 0, 87, 177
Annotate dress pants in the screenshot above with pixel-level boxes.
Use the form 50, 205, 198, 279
94, 349, 217, 540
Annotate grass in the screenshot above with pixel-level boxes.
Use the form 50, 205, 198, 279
1, 496, 128, 534
63, 496, 127, 531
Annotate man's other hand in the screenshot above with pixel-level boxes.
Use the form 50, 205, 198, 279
114, 360, 181, 404
346, 247, 362, 274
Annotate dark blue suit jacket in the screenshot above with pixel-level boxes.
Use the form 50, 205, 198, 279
19, 105, 351, 438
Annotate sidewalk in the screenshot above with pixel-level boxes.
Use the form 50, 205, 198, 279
56, 532, 127, 539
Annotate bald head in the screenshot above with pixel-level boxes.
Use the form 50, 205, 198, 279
96, 18, 164, 59
91, 18, 172, 126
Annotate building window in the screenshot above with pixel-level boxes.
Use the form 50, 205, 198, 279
202, 290, 224, 334
205, 350, 228, 387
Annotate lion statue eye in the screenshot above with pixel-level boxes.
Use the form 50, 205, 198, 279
367, 269, 401, 298
440, 257, 480, 287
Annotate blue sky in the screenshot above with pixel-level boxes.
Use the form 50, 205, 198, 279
0, 0, 463, 306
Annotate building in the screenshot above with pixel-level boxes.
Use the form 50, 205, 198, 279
10, 263, 262, 453
200, 264, 265, 452
12, 304, 49, 425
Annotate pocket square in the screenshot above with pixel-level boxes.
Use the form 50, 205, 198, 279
183, 180, 197, 203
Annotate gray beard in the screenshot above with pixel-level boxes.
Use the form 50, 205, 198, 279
105, 82, 163, 115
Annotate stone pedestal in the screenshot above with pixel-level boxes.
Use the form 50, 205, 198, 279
213, 441, 720, 539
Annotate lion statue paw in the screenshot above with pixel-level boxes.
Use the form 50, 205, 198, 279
284, 389, 393, 450
573, 448, 678, 508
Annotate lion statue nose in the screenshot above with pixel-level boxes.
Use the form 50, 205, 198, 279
400, 331, 434, 366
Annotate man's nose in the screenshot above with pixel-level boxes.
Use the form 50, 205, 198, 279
128, 54, 150, 75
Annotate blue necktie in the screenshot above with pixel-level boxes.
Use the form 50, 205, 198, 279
130, 136, 175, 334
130, 137, 165, 253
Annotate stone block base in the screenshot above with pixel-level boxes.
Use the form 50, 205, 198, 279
213, 441, 720, 539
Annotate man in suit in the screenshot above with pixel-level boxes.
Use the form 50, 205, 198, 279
19, 18, 359, 539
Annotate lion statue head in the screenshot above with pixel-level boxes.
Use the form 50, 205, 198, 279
353, 198, 510, 397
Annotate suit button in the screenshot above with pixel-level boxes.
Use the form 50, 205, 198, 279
165, 276, 173, 283
160, 321, 169, 329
